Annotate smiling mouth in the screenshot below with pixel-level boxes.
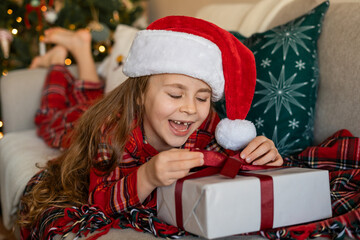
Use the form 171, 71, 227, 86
169, 120, 192, 132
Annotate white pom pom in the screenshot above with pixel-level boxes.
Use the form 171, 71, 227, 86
215, 118, 257, 151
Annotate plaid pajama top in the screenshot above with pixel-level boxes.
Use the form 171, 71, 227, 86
35, 65, 104, 149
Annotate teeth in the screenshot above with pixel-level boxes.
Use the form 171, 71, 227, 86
173, 120, 190, 126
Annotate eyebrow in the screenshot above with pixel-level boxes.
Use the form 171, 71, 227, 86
164, 83, 212, 93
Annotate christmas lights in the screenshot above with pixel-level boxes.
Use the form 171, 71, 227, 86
0, 0, 146, 137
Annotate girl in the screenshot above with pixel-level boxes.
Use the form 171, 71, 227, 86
19, 16, 283, 239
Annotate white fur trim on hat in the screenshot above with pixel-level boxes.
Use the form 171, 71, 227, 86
123, 30, 225, 101
215, 118, 257, 150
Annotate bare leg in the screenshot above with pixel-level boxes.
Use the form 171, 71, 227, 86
43, 27, 100, 83
29, 45, 67, 69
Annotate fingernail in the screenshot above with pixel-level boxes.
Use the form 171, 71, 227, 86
246, 157, 251, 163
252, 161, 258, 165
200, 158, 204, 165
240, 153, 245, 159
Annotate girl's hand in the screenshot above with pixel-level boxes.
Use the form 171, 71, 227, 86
240, 136, 283, 166
137, 149, 204, 202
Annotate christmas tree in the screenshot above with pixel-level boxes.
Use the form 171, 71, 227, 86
0, 0, 146, 137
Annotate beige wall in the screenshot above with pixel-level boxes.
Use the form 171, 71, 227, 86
148, 0, 261, 23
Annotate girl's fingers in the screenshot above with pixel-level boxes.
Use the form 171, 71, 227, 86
167, 157, 204, 172
250, 148, 278, 165
151, 149, 204, 186
264, 154, 284, 166
246, 142, 276, 164
156, 158, 202, 186
166, 149, 204, 161
240, 136, 284, 166
160, 149, 204, 171
240, 136, 268, 161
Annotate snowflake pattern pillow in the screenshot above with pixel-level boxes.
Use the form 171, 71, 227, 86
215, 1, 329, 156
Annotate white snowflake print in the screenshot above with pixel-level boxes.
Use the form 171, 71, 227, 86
260, 58, 272, 68
303, 108, 315, 140
253, 65, 307, 121
261, 17, 315, 60
317, 11, 327, 34
255, 117, 264, 128
295, 60, 306, 70
311, 50, 320, 88
270, 126, 302, 156
288, 118, 299, 129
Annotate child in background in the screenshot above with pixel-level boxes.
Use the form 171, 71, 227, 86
19, 16, 283, 239
29, 28, 104, 149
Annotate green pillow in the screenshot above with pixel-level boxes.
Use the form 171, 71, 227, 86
215, 1, 329, 156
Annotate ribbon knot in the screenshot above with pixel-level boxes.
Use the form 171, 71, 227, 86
200, 150, 278, 178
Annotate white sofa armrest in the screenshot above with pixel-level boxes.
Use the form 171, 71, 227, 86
1, 66, 78, 133
1, 68, 47, 133
0, 130, 61, 229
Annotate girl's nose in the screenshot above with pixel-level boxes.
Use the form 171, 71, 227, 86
179, 99, 197, 114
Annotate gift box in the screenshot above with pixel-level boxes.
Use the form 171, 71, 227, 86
157, 167, 332, 239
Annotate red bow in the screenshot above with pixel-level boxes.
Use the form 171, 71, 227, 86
175, 151, 279, 231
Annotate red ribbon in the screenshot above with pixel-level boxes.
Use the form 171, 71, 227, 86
174, 151, 277, 231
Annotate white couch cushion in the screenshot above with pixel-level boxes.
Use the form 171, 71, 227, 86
0, 130, 60, 229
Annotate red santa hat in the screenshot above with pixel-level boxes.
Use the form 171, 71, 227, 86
123, 16, 257, 150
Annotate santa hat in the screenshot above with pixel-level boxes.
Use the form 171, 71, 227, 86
123, 16, 257, 150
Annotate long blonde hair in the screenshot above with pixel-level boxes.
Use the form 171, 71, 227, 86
18, 76, 150, 228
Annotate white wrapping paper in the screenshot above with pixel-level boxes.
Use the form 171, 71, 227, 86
157, 167, 332, 239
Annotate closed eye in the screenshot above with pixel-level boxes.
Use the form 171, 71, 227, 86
168, 94, 182, 99
196, 97, 209, 102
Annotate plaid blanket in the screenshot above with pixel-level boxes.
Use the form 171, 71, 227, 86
260, 129, 360, 240
20, 129, 360, 240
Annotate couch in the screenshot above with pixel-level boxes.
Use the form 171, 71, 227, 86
1, 0, 359, 239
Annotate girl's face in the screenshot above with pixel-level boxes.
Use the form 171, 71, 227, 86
143, 74, 212, 152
